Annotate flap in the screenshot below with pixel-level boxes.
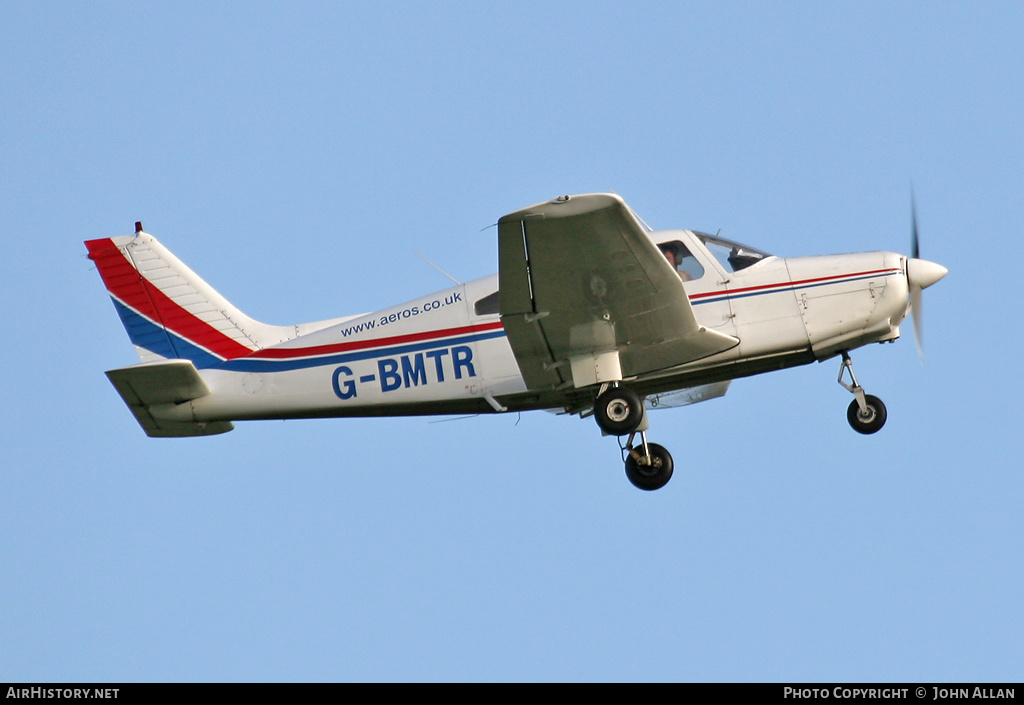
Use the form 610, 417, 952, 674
646, 381, 731, 409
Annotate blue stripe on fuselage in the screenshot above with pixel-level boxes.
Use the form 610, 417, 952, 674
216, 329, 508, 373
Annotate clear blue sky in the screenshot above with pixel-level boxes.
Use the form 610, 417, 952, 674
2, 2, 1021, 682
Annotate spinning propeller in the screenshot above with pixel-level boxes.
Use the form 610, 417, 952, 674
905, 192, 948, 359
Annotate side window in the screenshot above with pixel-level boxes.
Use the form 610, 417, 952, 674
474, 290, 500, 316
658, 241, 705, 282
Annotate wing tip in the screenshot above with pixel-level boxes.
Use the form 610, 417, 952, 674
499, 193, 625, 223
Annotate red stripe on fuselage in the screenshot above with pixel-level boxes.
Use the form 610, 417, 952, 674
687, 267, 902, 301
85, 238, 254, 360
244, 321, 506, 360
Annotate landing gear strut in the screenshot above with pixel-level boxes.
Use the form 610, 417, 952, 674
593, 384, 675, 490
838, 352, 887, 434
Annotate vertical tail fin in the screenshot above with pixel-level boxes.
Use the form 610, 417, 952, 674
86, 228, 290, 367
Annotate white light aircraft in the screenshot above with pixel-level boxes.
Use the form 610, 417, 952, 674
86, 193, 947, 490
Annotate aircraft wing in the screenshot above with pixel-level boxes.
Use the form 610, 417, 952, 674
498, 194, 739, 390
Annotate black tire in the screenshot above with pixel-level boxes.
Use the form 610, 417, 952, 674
625, 443, 674, 491
594, 387, 644, 435
847, 395, 887, 434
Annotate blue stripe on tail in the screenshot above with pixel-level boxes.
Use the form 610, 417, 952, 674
112, 299, 225, 368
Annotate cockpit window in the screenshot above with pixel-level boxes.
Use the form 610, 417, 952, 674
695, 233, 771, 273
657, 240, 705, 281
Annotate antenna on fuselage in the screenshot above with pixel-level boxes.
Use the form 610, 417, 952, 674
629, 207, 654, 233
413, 251, 462, 286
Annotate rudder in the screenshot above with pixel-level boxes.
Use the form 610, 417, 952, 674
86, 226, 292, 367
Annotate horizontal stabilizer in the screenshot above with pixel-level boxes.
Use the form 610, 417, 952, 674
105, 360, 233, 437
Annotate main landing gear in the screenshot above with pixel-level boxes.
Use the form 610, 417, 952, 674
622, 435, 674, 491
594, 386, 644, 436
838, 352, 887, 434
593, 385, 674, 491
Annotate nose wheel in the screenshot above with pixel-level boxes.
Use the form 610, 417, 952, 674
838, 352, 887, 434
847, 394, 887, 434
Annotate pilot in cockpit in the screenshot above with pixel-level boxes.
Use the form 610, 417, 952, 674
660, 243, 693, 282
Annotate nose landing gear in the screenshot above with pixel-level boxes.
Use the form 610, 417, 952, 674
838, 352, 887, 434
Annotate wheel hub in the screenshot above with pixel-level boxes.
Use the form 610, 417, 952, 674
857, 407, 877, 423
606, 400, 631, 422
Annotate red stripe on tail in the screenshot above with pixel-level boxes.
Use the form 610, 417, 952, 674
86, 238, 253, 360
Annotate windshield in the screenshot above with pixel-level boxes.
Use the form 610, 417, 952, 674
695, 232, 771, 273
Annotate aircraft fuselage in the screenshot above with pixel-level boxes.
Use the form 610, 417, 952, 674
151, 230, 909, 426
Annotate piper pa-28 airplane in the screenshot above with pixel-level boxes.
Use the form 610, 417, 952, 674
86, 193, 947, 490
